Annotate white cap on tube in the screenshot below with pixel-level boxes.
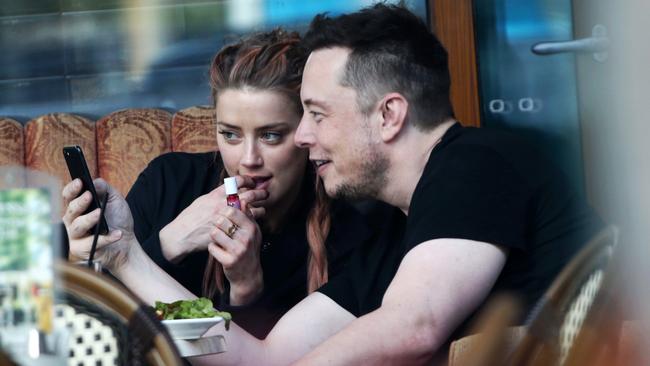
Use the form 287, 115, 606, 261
224, 177, 238, 195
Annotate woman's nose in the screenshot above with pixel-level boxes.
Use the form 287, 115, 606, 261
241, 142, 263, 167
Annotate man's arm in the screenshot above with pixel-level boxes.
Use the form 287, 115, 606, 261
293, 238, 507, 366
114, 245, 356, 366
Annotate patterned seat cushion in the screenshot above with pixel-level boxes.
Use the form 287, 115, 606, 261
24, 114, 97, 190
172, 105, 218, 153
96, 109, 171, 197
0, 118, 23, 167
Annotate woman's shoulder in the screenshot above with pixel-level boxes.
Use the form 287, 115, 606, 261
127, 151, 221, 200
141, 151, 219, 177
148, 151, 219, 169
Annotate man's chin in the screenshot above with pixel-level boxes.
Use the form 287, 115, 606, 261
322, 180, 350, 200
322, 181, 337, 198
332, 183, 371, 201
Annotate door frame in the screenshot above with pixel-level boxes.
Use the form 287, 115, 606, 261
429, 0, 481, 127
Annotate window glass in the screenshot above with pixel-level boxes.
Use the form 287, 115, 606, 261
0, 0, 428, 121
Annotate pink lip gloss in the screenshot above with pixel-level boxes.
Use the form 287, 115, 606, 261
224, 177, 241, 210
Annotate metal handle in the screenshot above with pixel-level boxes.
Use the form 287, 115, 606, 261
531, 24, 609, 62
532, 37, 609, 54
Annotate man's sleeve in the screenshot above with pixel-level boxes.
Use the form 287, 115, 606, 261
317, 270, 360, 317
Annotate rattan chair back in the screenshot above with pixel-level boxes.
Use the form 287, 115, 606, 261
506, 226, 619, 366
55, 261, 183, 366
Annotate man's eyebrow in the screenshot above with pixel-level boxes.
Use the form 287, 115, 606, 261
303, 98, 330, 110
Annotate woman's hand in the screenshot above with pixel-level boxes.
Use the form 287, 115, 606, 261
209, 201, 264, 305
62, 178, 138, 271
159, 175, 268, 263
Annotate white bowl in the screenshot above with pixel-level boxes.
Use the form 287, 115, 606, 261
162, 317, 224, 340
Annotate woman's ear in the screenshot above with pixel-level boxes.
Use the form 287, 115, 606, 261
378, 93, 408, 142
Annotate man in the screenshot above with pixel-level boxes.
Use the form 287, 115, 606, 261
290, 3, 602, 364
65, 4, 602, 366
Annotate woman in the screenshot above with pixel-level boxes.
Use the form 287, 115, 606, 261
62, 29, 392, 338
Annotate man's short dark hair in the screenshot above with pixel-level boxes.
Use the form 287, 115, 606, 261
303, 3, 454, 130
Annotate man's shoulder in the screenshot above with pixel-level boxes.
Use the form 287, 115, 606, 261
431, 125, 552, 186
449, 126, 547, 162
443, 125, 530, 156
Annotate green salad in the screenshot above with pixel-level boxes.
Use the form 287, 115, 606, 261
155, 297, 231, 330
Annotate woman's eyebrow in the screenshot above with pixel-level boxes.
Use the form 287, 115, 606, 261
257, 122, 291, 130
217, 121, 292, 131
216, 121, 241, 129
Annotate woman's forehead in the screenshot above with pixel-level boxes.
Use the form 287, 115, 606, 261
216, 89, 300, 128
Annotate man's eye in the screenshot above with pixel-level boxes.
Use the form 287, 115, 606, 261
261, 132, 282, 143
310, 111, 324, 122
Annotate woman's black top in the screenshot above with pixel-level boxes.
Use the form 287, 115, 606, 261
125, 151, 394, 338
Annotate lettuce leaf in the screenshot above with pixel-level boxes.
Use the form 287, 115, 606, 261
155, 297, 232, 330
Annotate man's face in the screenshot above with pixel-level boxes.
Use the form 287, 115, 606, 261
295, 47, 388, 200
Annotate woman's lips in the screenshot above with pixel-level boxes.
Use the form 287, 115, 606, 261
252, 176, 271, 190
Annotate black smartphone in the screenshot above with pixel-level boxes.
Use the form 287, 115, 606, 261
62, 145, 109, 235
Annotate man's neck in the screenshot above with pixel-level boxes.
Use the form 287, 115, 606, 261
378, 119, 456, 215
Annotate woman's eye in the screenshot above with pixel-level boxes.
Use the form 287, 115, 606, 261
261, 132, 282, 143
218, 130, 240, 142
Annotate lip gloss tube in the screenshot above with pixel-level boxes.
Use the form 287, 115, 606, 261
224, 177, 241, 210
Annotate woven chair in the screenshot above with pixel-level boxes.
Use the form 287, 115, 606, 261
505, 225, 619, 366
54, 260, 182, 366
448, 294, 524, 366
562, 237, 632, 366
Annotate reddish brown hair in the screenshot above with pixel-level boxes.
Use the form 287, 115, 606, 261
203, 29, 331, 299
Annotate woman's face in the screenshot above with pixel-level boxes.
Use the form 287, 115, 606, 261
216, 88, 308, 211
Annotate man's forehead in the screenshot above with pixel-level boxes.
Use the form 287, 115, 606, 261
301, 47, 357, 109
304, 47, 350, 80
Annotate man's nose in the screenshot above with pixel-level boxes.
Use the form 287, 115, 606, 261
295, 116, 315, 148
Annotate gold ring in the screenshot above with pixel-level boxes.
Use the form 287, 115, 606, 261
226, 223, 239, 238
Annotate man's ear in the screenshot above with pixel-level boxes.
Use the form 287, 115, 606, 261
378, 93, 408, 142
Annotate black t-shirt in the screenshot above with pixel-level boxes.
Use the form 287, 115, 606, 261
126, 152, 377, 338
319, 123, 603, 322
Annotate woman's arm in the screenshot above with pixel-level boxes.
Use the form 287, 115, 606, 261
126, 157, 268, 265
63, 178, 356, 365
117, 245, 356, 366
